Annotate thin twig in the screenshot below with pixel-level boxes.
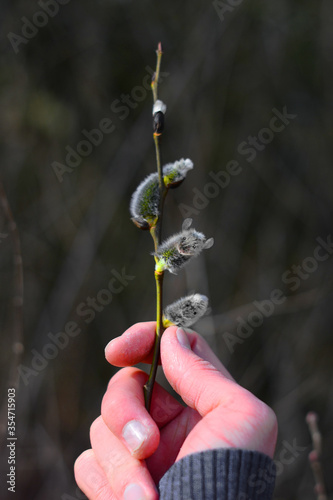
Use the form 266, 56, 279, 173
151, 42, 163, 104
153, 133, 163, 243
144, 270, 164, 411
152, 42, 164, 244
0, 180, 24, 440
306, 412, 327, 500
144, 43, 166, 411
0, 180, 24, 388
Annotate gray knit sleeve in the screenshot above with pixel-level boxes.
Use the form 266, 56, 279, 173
158, 448, 276, 500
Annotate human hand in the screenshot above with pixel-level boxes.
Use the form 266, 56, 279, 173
74, 323, 277, 499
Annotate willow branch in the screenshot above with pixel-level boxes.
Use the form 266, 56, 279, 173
152, 42, 164, 243
306, 412, 327, 500
0, 180, 24, 441
151, 42, 163, 104
0, 180, 24, 388
144, 270, 164, 411
144, 42, 165, 411
154, 133, 163, 235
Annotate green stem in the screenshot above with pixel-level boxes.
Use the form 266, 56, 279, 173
154, 133, 165, 244
152, 43, 164, 243
152, 42, 163, 103
150, 225, 159, 253
158, 187, 168, 246
144, 270, 164, 412
154, 134, 163, 200
144, 42, 166, 412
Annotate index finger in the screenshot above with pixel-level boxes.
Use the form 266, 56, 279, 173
105, 322, 234, 382
105, 322, 157, 366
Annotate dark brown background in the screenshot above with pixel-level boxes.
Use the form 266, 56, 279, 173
1, 1, 333, 498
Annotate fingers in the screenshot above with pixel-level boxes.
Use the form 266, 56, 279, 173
89, 416, 158, 500
105, 322, 157, 366
161, 327, 278, 459
74, 449, 116, 500
102, 367, 184, 459
102, 368, 159, 459
75, 366, 185, 498
104, 321, 234, 377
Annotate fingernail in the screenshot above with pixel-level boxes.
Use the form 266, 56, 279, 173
122, 420, 149, 454
176, 328, 191, 349
124, 483, 147, 500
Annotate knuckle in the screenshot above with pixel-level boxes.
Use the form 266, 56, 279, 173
106, 366, 142, 390
94, 482, 113, 500
260, 403, 278, 434
102, 367, 147, 422
74, 451, 114, 500
101, 389, 126, 423
223, 386, 264, 417
101, 390, 112, 418
90, 415, 104, 442
245, 394, 278, 435
74, 448, 94, 475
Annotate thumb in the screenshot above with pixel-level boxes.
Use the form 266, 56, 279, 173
161, 327, 277, 459
161, 326, 239, 416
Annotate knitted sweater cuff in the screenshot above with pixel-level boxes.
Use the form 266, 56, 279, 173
158, 448, 276, 500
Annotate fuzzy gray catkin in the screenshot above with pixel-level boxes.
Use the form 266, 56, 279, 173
164, 294, 209, 327
163, 158, 193, 188
130, 160, 194, 228
154, 224, 214, 274
130, 173, 160, 228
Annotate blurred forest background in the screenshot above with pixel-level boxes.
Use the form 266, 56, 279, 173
1, 0, 333, 498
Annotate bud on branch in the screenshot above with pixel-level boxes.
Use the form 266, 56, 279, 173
130, 160, 194, 229
126, 44, 214, 412
154, 220, 214, 274
163, 293, 209, 328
